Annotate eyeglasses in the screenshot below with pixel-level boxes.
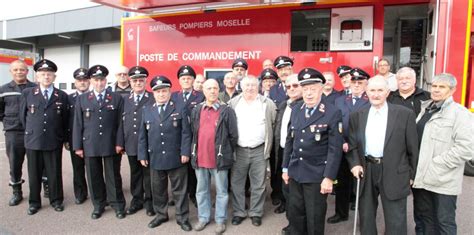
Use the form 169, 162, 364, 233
116, 73, 127, 77
285, 84, 299, 89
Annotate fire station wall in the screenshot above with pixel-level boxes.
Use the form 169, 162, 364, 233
44, 46, 81, 93
89, 42, 121, 83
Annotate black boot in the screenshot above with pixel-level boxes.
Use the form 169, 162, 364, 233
9, 183, 24, 206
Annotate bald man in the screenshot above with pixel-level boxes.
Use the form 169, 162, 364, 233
0, 60, 37, 206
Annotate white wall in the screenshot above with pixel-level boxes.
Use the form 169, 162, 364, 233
89, 42, 121, 85
44, 46, 81, 93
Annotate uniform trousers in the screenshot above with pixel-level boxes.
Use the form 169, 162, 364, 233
5, 131, 26, 185
333, 154, 352, 218
270, 146, 285, 204
359, 161, 407, 235
288, 179, 328, 235
85, 155, 125, 212
127, 155, 152, 209
69, 150, 87, 200
231, 145, 266, 217
26, 148, 63, 207
151, 165, 189, 223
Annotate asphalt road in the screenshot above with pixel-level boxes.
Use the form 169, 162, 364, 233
0, 127, 473, 234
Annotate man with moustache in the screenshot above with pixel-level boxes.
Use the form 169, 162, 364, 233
65, 68, 90, 205
108, 65, 132, 98
20, 59, 69, 215
138, 76, 192, 231
388, 67, 430, 116
123, 66, 155, 216
231, 58, 248, 92
73, 65, 126, 220
269, 56, 294, 105
321, 71, 342, 105
218, 72, 240, 103
347, 76, 418, 235
0, 60, 37, 206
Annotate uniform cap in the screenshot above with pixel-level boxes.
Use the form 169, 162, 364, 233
297, 68, 326, 86
232, 58, 248, 70
336, 65, 352, 77
260, 68, 278, 81
177, 65, 196, 78
150, 75, 172, 90
88, 65, 109, 78
350, 68, 370, 80
34, 59, 57, 72
128, 66, 149, 79
73, 68, 89, 80
273, 56, 294, 69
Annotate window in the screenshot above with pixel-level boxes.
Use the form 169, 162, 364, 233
291, 9, 331, 52
71, 83, 76, 90
204, 69, 233, 91
59, 83, 67, 90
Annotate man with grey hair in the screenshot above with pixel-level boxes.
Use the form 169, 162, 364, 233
218, 72, 240, 103
388, 67, 430, 116
228, 76, 277, 227
412, 73, 473, 235
348, 76, 418, 234
107, 65, 132, 98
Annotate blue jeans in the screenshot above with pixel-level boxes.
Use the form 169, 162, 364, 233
195, 168, 229, 224
413, 188, 457, 235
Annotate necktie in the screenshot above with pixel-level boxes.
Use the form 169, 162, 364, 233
353, 96, 360, 105
43, 89, 49, 101
183, 91, 190, 102
306, 107, 314, 118
98, 93, 104, 106
158, 104, 165, 119
135, 95, 140, 105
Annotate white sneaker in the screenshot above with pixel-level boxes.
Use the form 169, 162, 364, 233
194, 221, 208, 231
215, 223, 226, 234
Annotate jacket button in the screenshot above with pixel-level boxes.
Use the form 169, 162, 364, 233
162, 151, 166, 154
299, 148, 302, 152
160, 124, 163, 126
99, 132, 102, 135
161, 142, 164, 145
43, 129, 46, 132
324, 161, 327, 164
161, 133, 163, 136
300, 157, 303, 160
148, 149, 151, 152
44, 114, 47, 116
133, 118, 136, 121
99, 117, 102, 120
83, 137, 86, 140
99, 125, 102, 128
300, 139, 304, 142
134, 112, 137, 115
302, 130, 305, 133
133, 125, 136, 128
99, 110, 101, 113
134, 132, 137, 135
43, 121, 47, 124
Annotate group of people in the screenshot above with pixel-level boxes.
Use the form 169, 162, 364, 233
0, 56, 472, 235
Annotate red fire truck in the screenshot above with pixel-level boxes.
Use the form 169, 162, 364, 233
95, 0, 473, 111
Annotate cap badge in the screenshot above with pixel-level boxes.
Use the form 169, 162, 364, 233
237, 62, 243, 66
79, 71, 84, 76
303, 73, 310, 79
265, 72, 270, 77
41, 63, 48, 68
279, 59, 284, 64
354, 71, 359, 76
157, 80, 162, 85
183, 69, 188, 73
135, 70, 140, 74
96, 69, 102, 74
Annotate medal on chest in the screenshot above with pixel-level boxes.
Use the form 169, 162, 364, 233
85, 108, 90, 118
30, 104, 35, 114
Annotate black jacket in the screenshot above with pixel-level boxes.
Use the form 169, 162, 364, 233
388, 87, 431, 116
189, 102, 238, 171
0, 80, 37, 131
123, 92, 154, 156
20, 86, 69, 150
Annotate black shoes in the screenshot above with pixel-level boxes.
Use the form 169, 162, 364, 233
274, 204, 286, 214
231, 216, 246, 225
251, 216, 262, 226
9, 192, 23, 206
272, 198, 281, 206
178, 220, 192, 231
75, 197, 87, 205
91, 209, 104, 219
53, 203, 64, 212
126, 205, 143, 215
327, 214, 349, 224
27, 206, 40, 215
148, 217, 169, 228
116, 211, 126, 219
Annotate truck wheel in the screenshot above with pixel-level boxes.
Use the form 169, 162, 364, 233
464, 160, 474, 177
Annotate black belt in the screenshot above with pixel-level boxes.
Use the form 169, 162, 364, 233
365, 155, 383, 164
238, 143, 264, 150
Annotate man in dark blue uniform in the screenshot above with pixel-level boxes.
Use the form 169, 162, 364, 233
171, 65, 204, 207
73, 65, 126, 220
321, 72, 343, 105
328, 67, 370, 224
123, 66, 155, 216
282, 68, 343, 235
231, 58, 248, 92
269, 56, 294, 105
138, 76, 193, 231
20, 59, 69, 215
336, 65, 352, 95
0, 60, 37, 206
65, 68, 90, 205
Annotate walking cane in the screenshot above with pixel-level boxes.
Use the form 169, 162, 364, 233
353, 177, 361, 235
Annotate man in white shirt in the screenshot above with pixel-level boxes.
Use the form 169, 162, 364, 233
227, 76, 277, 227
376, 59, 397, 91
347, 76, 418, 235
